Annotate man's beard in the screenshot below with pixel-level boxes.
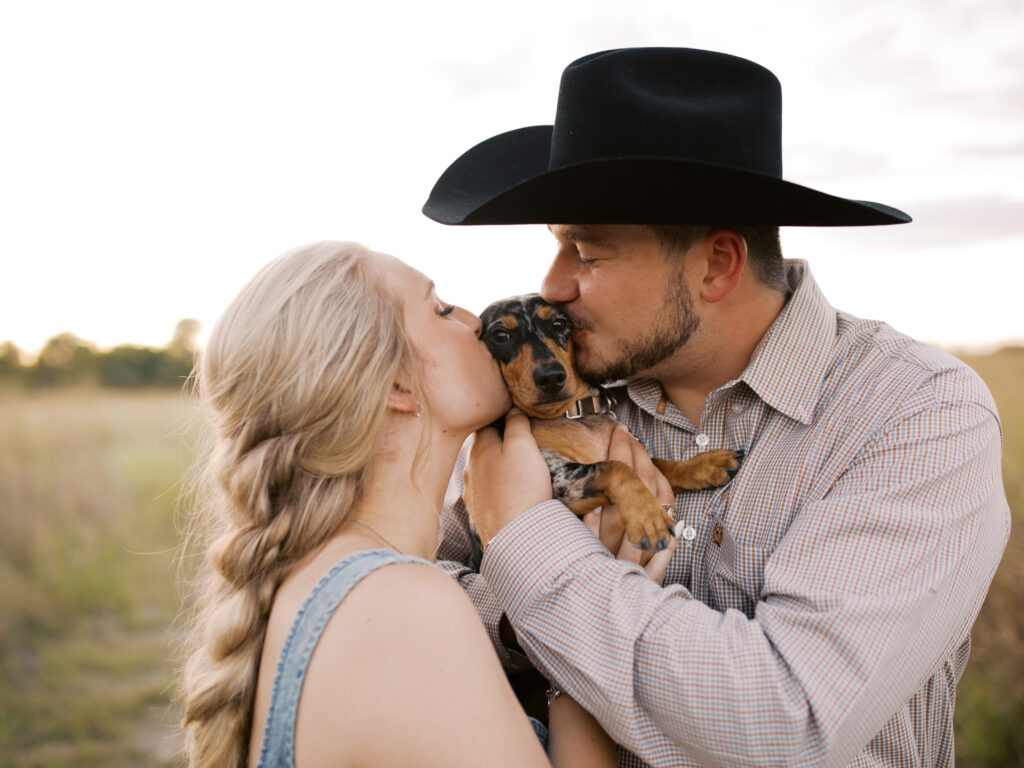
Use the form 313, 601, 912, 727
576, 276, 700, 384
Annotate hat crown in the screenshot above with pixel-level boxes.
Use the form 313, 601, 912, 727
550, 48, 783, 178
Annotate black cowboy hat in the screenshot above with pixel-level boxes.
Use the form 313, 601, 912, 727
423, 47, 910, 226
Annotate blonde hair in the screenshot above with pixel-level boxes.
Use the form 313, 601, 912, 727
179, 241, 414, 767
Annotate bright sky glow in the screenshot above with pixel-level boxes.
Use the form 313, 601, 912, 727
2, 0, 1022, 356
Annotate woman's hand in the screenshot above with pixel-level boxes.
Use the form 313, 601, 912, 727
583, 425, 678, 584
464, 408, 553, 548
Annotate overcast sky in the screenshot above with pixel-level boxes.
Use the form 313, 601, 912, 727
2, 0, 1022, 356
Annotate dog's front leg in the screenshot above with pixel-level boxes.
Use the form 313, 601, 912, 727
549, 456, 675, 551
652, 450, 743, 491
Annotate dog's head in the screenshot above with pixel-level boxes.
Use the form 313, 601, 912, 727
479, 294, 593, 419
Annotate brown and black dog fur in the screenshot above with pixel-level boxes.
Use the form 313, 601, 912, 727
479, 294, 742, 552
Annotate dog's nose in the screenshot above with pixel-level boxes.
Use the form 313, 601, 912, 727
533, 363, 567, 395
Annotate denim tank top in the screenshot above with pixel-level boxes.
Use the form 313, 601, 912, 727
255, 548, 432, 768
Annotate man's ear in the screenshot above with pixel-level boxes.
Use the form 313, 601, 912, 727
388, 381, 420, 415
699, 229, 746, 303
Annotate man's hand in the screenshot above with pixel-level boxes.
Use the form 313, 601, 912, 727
464, 408, 553, 548
583, 425, 678, 584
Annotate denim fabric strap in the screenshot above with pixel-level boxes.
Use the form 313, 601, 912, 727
256, 549, 431, 768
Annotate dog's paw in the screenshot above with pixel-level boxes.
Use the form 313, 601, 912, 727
698, 448, 744, 487
622, 497, 676, 552
654, 449, 744, 492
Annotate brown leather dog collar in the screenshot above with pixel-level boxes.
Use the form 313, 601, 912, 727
564, 391, 617, 420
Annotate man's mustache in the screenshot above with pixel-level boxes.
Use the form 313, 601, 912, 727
551, 303, 591, 332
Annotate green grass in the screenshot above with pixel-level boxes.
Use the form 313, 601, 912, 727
0, 390, 199, 767
0, 347, 1020, 767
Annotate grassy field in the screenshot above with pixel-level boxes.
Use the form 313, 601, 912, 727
0, 391, 199, 767
951, 347, 1024, 766
0, 348, 1020, 767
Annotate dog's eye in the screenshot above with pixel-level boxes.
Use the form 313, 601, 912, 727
490, 328, 511, 344
550, 317, 567, 332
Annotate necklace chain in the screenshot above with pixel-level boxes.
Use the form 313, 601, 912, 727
351, 519, 405, 554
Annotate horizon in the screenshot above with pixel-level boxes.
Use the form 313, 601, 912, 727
5, 317, 1021, 366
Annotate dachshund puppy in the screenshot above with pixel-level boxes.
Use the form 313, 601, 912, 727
479, 294, 741, 552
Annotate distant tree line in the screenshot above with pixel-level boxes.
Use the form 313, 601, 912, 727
0, 319, 201, 389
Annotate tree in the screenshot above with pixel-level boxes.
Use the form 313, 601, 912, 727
0, 341, 24, 385
30, 333, 97, 387
97, 345, 158, 387
167, 318, 201, 360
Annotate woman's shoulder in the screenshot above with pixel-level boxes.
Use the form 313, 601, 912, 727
330, 557, 512, 707
293, 556, 519, 765
335, 555, 485, 636
280, 547, 481, 648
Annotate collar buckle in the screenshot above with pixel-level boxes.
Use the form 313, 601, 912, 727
564, 391, 617, 420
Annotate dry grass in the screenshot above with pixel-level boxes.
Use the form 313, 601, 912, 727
0, 390, 199, 767
953, 347, 1024, 767
0, 347, 1020, 766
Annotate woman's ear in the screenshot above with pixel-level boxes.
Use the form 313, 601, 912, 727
388, 381, 421, 416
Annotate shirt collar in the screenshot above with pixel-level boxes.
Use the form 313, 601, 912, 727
621, 260, 837, 427
740, 260, 837, 425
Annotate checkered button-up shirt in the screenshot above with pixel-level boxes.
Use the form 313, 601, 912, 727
439, 261, 1010, 767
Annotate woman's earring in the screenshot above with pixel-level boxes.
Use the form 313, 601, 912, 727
415, 401, 423, 418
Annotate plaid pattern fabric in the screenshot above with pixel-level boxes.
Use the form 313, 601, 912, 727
438, 261, 1010, 767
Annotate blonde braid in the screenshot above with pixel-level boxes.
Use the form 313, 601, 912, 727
179, 242, 413, 767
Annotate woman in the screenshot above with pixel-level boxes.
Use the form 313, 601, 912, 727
180, 241, 616, 767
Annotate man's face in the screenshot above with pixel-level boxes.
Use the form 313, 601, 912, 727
540, 224, 700, 383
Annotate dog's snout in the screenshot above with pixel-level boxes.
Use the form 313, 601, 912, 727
533, 362, 567, 395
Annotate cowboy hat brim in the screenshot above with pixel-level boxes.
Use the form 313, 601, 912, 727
423, 126, 912, 226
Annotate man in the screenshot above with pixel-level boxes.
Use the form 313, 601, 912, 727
424, 48, 1009, 767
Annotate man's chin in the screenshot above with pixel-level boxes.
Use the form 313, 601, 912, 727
579, 350, 669, 385
576, 353, 625, 385
576, 341, 652, 383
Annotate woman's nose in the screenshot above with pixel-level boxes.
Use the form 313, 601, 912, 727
463, 307, 483, 336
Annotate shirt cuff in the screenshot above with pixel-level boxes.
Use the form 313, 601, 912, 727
480, 501, 609, 621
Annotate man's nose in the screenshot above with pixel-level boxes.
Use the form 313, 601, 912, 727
539, 251, 578, 304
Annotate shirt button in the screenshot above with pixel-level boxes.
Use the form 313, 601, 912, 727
695, 433, 710, 448
675, 523, 697, 541
731, 402, 745, 414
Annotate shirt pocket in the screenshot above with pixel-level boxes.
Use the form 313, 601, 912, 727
700, 511, 772, 618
